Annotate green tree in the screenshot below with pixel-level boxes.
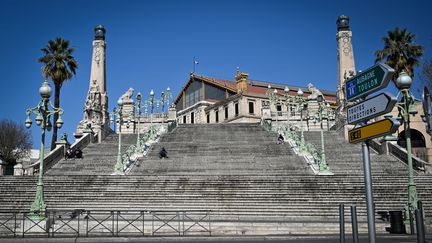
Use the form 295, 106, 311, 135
375, 27, 423, 78
38, 37, 78, 150
0, 119, 32, 167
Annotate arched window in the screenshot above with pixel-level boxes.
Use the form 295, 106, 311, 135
397, 129, 426, 148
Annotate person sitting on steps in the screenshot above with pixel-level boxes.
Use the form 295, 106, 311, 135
74, 148, 83, 159
277, 134, 284, 145
159, 147, 168, 159
65, 148, 74, 160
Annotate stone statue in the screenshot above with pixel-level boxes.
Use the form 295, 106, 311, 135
307, 83, 323, 99
120, 88, 134, 103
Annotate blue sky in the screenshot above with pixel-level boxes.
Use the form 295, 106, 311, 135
0, 0, 431, 148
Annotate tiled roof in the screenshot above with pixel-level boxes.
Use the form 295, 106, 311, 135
194, 74, 237, 91
173, 73, 337, 105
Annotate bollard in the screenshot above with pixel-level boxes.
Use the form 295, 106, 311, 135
351, 205, 359, 243
415, 209, 425, 243
416, 201, 426, 243
339, 203, 345, 243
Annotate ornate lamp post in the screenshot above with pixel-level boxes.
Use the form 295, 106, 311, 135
165, 87, 172, 111
266, 85, 274, 120
112, 98, 130, 174
295, 88, 307, 154
135, 92, 142, 149
284, 86, 294, 138
395, 71, 418, 222
325, 103, 332, 130
154, 87, 173, 113
266, 85, 282, 124
317, 95, 331, 174
148, 89, 155, 125
25, 80, 64, 219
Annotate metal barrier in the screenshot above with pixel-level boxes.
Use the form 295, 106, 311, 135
0, 210, 211, 238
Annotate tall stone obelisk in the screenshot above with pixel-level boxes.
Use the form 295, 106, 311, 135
76, 25, 109, 140
335, 15, 356, 126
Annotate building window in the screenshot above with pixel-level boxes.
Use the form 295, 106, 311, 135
249, 101, 255, 114
191, 112, 194, 124
276, 104, 282, 116
183, 115, 186, 124
215, 110, 219, 123
235, 103, 239, 116
207, 113, 210, 123
224, 106, 228, 120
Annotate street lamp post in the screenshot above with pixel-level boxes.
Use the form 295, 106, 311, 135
296, 88, 307, 154
141, 87, 172, 132
266, 85, 282, 126
149, 89, 155, 126
25, 80, 64, 219
284, 86, 294, 139
317, 95, 331, 174
112, 98, 130, 174
135, 92, 142, 150
326, 103, 332, 130
274, 89, 279, 123
395, 71, 418, 223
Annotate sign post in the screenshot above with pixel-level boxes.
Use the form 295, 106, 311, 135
344, 63, 395, 243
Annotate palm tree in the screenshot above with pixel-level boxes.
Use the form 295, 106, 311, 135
38, 37, 78, 150
375, 27, 423, 78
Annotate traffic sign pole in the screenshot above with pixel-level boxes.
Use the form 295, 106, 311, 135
344, 63, 396, 243
362, 140, 376, 243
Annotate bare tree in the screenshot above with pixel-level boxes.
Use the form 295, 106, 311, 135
421, 59, 432, 87
0, 119, 32, 164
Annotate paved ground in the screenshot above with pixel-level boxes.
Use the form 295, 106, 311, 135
1, 235, 430, 243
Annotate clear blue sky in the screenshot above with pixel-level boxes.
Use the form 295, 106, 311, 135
0, 0, 430, 148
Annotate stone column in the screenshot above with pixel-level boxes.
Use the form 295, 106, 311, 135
76, 25, 109, 140
335, 15, 356, 129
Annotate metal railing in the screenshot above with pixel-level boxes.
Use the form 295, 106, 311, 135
388, 142, 429, 172
0, 210, 211, 238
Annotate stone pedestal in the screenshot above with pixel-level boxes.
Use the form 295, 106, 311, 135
120, 100, 135, 134
168, 106, 177, 121
56, 133, 71, 156
0, 160, 6, 176
14, 162, 24, 176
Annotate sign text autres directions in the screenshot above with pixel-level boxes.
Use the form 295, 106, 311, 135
347, 92, 397, 125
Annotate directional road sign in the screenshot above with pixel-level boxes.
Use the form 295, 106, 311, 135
347, 92, 397, 125
348, 118, 400, 143
345, 63, 395, 102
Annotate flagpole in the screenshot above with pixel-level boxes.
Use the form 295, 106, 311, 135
193, 57, 196, 73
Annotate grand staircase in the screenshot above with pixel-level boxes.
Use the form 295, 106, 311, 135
0, 123, 431, 235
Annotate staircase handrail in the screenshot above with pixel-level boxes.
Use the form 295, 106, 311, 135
388, 141, 430, 173
120, 124, 168, 174
24, 132, 95, 175
368, 139, 431, 174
